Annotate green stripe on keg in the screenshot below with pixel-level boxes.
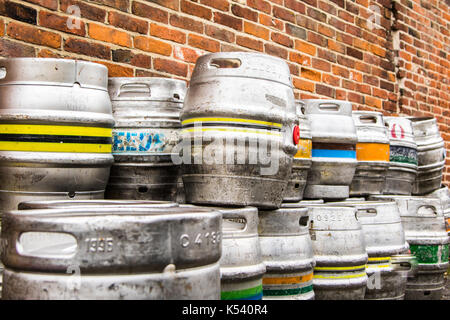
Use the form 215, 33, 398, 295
389, 145, 418, 165
263, 285, 313, 297
409, 244, 449, 264
221, 284, 263, 300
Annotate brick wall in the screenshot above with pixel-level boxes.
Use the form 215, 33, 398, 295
0, 0, 448, 185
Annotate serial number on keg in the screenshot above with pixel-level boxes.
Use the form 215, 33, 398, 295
85, 237, 114, 253
314, 213, 344, 222
179, 231, 221, 249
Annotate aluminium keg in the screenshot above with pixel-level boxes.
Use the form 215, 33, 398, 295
106, 77, 186, 201
408, 117, 445, 195
219, 207, 266, 300
426, 186, 450, 237
299, 204, 368, 299
383, 117, 418, 195
301, 100, 358, 200
350, 111, 390, 196
327, 200, 409, 299
370, 195, 449, 299
283, 101, 312, 202
1, 205, 222, 300
0, 58, 114, 210
17, 199, 177, 210
258, 205, 315, 300
180, 52, 298, 209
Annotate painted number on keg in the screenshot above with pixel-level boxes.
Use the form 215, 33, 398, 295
180, 231, 221, 248
314, 213, 343, 222
85, 237, 114, 253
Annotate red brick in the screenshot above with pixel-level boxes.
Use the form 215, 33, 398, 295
270, 33, 293, 48
259, 13, 284, 30
112, 49, 151, 69
181, 0, 212, 20
332, 65, 349, 78
328, 39, 345, 53
247, 0, 271, 14
214, 12, 243, 31
89, 23, 132, 48
188, 34, 220, 52
28, 0, 58, 10
0, 19, 3, 37
232, 4, 258, 22
244, 21, 269, 40
293, 77, 315, 92
312, 58, 331, 72
265, 43, 288, 59
170, 15, 203, 34
301, 68, 321, 81
285, 0, 306, 14
173, 46, 203, 64
348, 92, 363, 104
295, 40, 316, 55
236, 35, 263, 51
308, 32, 327, 47
316, 84, 335, 98
61, 0, 106, 22
336, 89, 346, 100
318, 24, 335, 38
154, 58, 188, 77
38, 48, 63, 58
200, 0, 229, 11
134, 36, 172, 56
64, 37, 110, 59
109, 11, 148, 34
273, 6, 296, 23
147, 0, 179, 11
365, 96, 382, 108
205, 25, 235, 42
39, 10, 85, 36
0, 38, 35, 57
151, 23, 186, 44
7, 22, 61, 49
289, 52, 311, 66
323, 74, 341, 86
132, 1, 168, 23
95, 61, 133, 77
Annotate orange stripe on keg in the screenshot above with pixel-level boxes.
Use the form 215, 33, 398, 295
356, 143, 390, 161
263, 273, 313, 285
294, 139, 312, 159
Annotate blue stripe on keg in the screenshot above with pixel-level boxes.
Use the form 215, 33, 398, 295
312, 149, 356, 158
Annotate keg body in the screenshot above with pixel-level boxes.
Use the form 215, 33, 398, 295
327, 200, 409, 299
369, 195, 449, 299
408, 117, 445, 195
106, 78, 186, 201
219, 207, 266, 300
0, 58, 114, 210
350, 112, 390, 196
283, 102, 312, 202
181, 52, 297, 209
301, 205, 368, 299
426, 186, 450, 237
259, 206, 315, 300
302, 100, 357, 200
1, 205, 222, 300
383, 117, 417, 195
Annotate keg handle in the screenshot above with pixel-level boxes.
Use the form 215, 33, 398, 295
118, 82, 151, 97
358, 115, 378, 124
209, 58, 241, 69
355, 208, 377, 220
299, 215, 309, 228
417, 205, 438, 217
295, 101, 306, 117
0, 67, 6, 79
318, 102, 340, 112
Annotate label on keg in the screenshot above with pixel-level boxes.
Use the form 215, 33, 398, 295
113, 129, 176, 154
389, 145, 418, 165
311, 143, 356, 159
356, 143, 389, 161
409, 244, 449, 264
221, 279, 263, 300
262, 272, 313, 297
0, 124, 112, 153
294, 139, 312, 159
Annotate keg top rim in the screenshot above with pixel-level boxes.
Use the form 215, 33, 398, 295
108, 77, 187, 86
18, 200, 175, 210
352, 110, 384, 116
406, 116, 436, 122
0, 57, 108, 70
326, 200, 397, 206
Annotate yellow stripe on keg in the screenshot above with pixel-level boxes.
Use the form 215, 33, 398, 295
368, 257, 391, 262
313, 272, 367, 279
314, 265, 366, 271
181, 127, 282, 137
0, 141, 112, 153
0, 124, 112, 137
263, 273, 313, 285
356, 143, 390, 162
366, 264, 390, 269
181, 117, 283, 129
294, 139, 312, 159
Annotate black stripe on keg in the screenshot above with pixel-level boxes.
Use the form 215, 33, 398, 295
312, 143, 356, 151
389, 145, 418, 165
182, 122, 282, 131
0, 134, 112, 145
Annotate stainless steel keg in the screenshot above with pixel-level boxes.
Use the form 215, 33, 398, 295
327, 200, 409, 299
426, 186, 450, 237
258, 205, 315, 300
17, 199, 177, 210
219, 207, 266, 300
1, 205, 222, 300
0, 58, 114, 210
383, 117, 418, 195
408, 117, 445, 195
106, 77, 186, 201
180, 52, 298, 209
299, 204, 368, 299
283, 101, 312, 202
370, 195, 449, 299
350, 111, 390, 196
301, 100, 358, 200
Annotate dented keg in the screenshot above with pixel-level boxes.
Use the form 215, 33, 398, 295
327, 200, 409, 300
300, 205, 368, 299
302, 100, 357, 200
370, 195, 449, 299
408, 117, 445, 195
1, 205, 222, 300
220, 207, 266, 300
180, 52, 297, 209
106, 78, 186, 201
0, 58, 114, 210
283, 101, 312, 202
258, 205, 315, 300
383, 117, 418, 195
426, 186, 450, 236
350, 111, 390, 196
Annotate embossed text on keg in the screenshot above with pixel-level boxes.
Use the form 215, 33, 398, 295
85, 237, 114, 253
180, 231, 221, 248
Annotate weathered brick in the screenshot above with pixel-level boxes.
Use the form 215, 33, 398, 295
301, 68, 321, 81
346, 47, 363, 60
247, 0, 271, 14
244, 21, 269, 40
271, 32, 293, 48
205, 25, 235, 43
112, 49, 151, 69
259, 13, 284, 30
147, 0, 179, 10
64, 37, 110, 59
28, 0, 57, 10
312, 58, 331, 72
173, 46, 203, 64
39, 11, 85, 36
265, 43, 288, 59
285, 0, 306, 14
308, 7, 327, 22
365, 95, 382, 108
109, 11, 148, 34
273, 6, 296, 23
289, 52, 311, 66
231, 4, 258, 22
181, 0, 212, 20
61, 0, 106, 22
214, 12, 243, 31
293, 77, 315, 92
0, 38, 35, 57
154, 58, 188, 77
328, 39, 345, 54
236, 35, 263, 51
134, 36, 172, 56
316, 84, 335, 97
170, 15, 203, 34
7, 21, 61, 49
295, 40, 316, 55
89, 0, 129, 12
188, 34, 220, 52
151, 23, 186, 44
95, 60, 134, 76
132, 1, 168, 23
286, 24, 306, 39
2, 2, 37, 24
89, 23, 132, 48
308, 32, 327, 47
200, 0, 229, 11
